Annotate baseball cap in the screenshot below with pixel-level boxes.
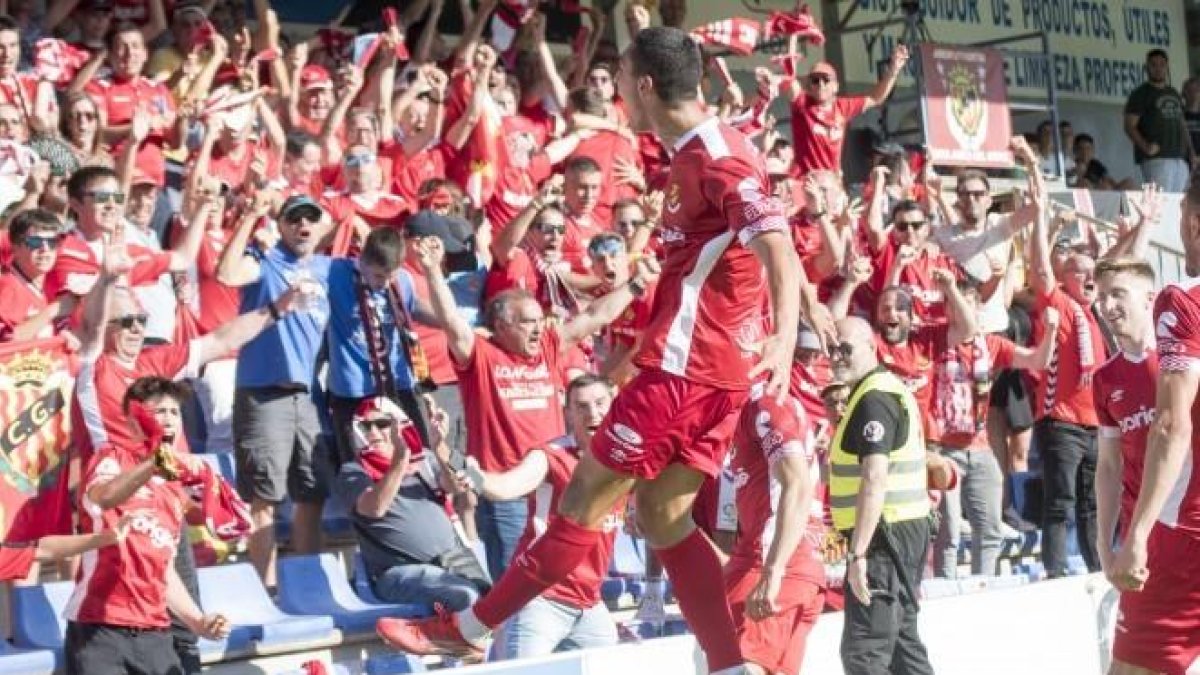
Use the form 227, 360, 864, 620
809, 61, 837, 79
300, 64, 333, 91
278, 194, 323, 222
404, 210, 470, 254
172, 0, 207, 19
130, 168, 158, 187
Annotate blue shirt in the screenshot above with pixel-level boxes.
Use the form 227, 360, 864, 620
326, 258, 417, 398
235, 246, 332, 389
447, 263, 487, 328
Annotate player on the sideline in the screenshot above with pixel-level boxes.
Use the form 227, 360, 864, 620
1091, 258, 1158, 578
1109, 185, 1200, 675
376, 26, 828, 674
725, 381, 825, 675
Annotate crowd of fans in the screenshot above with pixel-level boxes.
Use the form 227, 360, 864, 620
0, 0, 1183, 672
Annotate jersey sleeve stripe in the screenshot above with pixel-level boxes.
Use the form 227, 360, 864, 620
1160, 354, 1200, 373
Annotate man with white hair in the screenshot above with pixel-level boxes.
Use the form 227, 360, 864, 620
335, 396, 490, 612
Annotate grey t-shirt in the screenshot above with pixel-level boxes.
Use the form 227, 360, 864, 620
336, 459, 460, 579
932, 213, 1017, 334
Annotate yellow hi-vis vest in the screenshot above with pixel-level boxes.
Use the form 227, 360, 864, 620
829, 368, 929, 532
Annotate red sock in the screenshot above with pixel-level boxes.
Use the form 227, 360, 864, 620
472, 515, 600, 628
655, 528, 743, 671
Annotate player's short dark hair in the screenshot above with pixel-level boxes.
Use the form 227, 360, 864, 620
565, 156, 601, 176
957, 168, 991, 192
890, 199, 925, 222
566, 374, 612, 404
67, 165, 119, 201
123, 376, 193, 413
568, 87, 607, 117
0, 15, 19, 33
1095, 257, 1156, 284
485, 288, 537, 329
629, 27, 702, 105
1147, 48, 1169, 62
285, 131, 318, 158
361, 228, 405, 271
8, 209, 61, 245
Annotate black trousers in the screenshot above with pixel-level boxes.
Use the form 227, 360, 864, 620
169, 530, 202, 675
1034, 418, 1101, 577
66, 622, 182, 675
840, 520, 935, 675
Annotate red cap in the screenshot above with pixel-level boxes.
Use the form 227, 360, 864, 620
133, 150, 165, 187
809, 61, 837, 78
300, 64, 332, 91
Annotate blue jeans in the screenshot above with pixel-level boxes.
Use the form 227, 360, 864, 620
499, 596, 617, 659
934, 447, 1004, 577
372, 563, 482, 613
475, 497, 528, 579
1140, 157, 1190, 193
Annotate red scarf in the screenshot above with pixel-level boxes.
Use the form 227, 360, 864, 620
357, 423, 425, 482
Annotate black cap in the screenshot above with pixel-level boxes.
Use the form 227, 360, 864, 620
278, 194, 323, 222
404, 210, 470, 254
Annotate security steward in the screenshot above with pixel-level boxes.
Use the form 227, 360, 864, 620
827, 317, 935, 675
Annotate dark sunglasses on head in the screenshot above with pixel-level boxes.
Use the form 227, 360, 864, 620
109, 313, 149, 329
22, 234, 61, 250
360, 418, 394, 431
894, 220, 926, 233
83, 190, 125, 205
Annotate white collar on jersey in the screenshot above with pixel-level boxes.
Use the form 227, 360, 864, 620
672, 116, 721, 152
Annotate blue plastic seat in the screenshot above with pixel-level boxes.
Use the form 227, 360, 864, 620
600, 578, 625, 603
11, 580, 73, 651
197, 562, 336, 656
275, 496, 353, 541
276, 554, 426, 636
364, 653, 428, 674
0, 639, 55, 675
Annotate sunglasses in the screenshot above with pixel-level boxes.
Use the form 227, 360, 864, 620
588, 238, 626, 258
83, 190, 125, 205
344, 152, 376, 168
283, 211, 321, 225
831, 341, 855, 358
360, 418, 394, 431
809, 75, 832, 85
537, 222, 565, 235
616, 219, 646, 229
22, 234, 61, 250
71, 111, 97, 121
957, 190, 988, 200
894, 220, 925, 233
109, 313, 149, 329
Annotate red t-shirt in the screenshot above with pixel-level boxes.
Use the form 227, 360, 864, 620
636, 132, 671, 192
392, 141, 455, 210
512, 435, 621, 608
728, 392, 824, 585
1151, 282, 1200, 536
876, 324, 942, 415
1093, 349, 1157, 537
605, 284, 656, 352
515, 101, 557, 147
867, 240, 963, 325
402, 257, 456, 386
455, 328, 565, 471
928, 333, 1016, 449
69, 442, 188, 629
0, 545, 35, 581
85, 75, 176, 184
0, 271, 52, 341
790, 358, 832, 447
569, 130, 640, 230
208, 138, 279, 189
788, 95, 867, 177
635, 118, 788, 390
560, 213, 607, 273
72, 343, 199, 467
192, 227, 240, 336
321, 191, 409, 231
46, 231, 173, 301
1031, 287, 1106, 426
0, 74, 44, 121
484, 152, 552, 231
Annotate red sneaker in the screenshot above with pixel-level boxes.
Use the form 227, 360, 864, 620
376, 607, 484, 658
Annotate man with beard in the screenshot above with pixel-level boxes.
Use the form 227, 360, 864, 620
215, 193, 334, 587
447, 375, 623, 659
1124, 49, 1193, 192
1029, 180, 1108, 578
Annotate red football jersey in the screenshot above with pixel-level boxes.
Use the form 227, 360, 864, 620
728, 391, 824, 584
484, 151, 552, 231
867, 240, 964, 326
1093, 349, 1157, 537
191, 227, 240, 336
0, 74, 44, 120
455, 328, 566, 471
1152, 281, 1200, 536
46, 232, 173, 301
72, 343, 200, 467
512, 435, 622, 609
789, 358, 832, 447
0, 271, 52, 341
634, 118, 788, 390
876, 324, 942, 414
569, 129, 641, 230
788, 95, 867, 177
1032, 286, 1107, 426
68, 443, 188, 629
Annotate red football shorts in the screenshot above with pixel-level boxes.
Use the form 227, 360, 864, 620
1113, 524, 1200, 675
725, 560, 825, 675
592, 369, 748, 480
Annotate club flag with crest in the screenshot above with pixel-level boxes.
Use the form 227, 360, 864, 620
0, 337, 74, 543
920, 44, 1012, 168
